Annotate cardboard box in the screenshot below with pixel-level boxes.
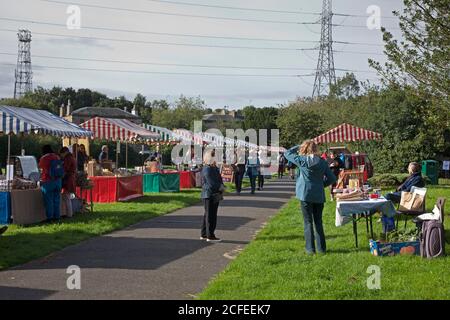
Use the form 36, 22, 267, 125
369, 239, 420, 257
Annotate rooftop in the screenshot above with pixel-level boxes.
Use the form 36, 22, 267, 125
71, 107, 140, 119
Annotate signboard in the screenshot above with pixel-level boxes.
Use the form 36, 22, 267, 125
221, 165, 234, 183
443, 161, 450, 171
17, 156, 39, 179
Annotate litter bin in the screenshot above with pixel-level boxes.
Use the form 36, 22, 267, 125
422, 160, 439, 185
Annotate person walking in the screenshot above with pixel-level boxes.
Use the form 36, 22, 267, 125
257, 153, 266, 191
277, 153, 286, 179
284, 140, 336, 255
39, 145, 63, 223
60, 147, 77, 218
233, 161, 246, 195
246, 151, 260, 194
200, 149, 224, 243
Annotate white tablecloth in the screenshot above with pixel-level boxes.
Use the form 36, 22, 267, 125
335, 197, 396, 227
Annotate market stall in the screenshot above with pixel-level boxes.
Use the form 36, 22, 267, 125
313, 123, 381, 189
79, 117, 160, 202
0, 105, 93, 225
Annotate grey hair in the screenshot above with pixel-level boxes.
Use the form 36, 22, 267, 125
203, 149, 216, 165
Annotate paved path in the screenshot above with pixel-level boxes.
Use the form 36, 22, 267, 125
0, 178, 295, 300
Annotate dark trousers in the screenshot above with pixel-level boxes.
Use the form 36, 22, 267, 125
258, 174, 264, 189
235, 170, 245, 193
248, 173, 257, 193
278, 165, 284, 178
201, 198, 219, 238
300, 201, 326, 254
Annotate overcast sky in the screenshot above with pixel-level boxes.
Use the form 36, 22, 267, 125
0, 0, 404, 108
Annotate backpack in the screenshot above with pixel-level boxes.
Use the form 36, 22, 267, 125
50, 159, 65, 180
420, 220, 445, 258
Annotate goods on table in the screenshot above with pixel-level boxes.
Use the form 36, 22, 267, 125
0, 179, 10, 192
335, 189, 365, 201
11, 177, 37, 190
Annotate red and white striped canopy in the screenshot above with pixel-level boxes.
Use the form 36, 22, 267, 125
313, 123, 382, 144
80, 117, 160, 142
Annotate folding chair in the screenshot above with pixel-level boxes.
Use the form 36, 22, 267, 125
396, 186, 427, 230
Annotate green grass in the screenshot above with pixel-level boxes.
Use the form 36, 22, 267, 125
0, 190, 201, 270
199, 186, 450, 300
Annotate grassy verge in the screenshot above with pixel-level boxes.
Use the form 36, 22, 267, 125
199, 186, 450, 300
0, 190, 201, 270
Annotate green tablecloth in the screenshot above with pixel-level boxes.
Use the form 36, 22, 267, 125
143, 173, 180, 193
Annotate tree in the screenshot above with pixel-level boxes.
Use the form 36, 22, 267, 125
330, 73, 361, 99
369, 0, 449, 100
276, 102, 323, 148
369, 0, 450, 160
151, 95, 206, 130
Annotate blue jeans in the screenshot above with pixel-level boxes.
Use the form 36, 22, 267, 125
41, 180, 62, 220
300, 201, 326, 254
248, 173, 257, 192
384, 192, 401, 232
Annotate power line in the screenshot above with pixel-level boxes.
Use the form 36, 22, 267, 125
142, 0, 321, 15
0, 51, 378, 73
0, 19, 320, 43
0, 62, 317, 77
0, 18, 386, 47
42, 0, 320, 25
0, 26, 318, 51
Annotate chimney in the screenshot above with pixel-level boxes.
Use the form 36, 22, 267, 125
124, 106, 128, 112
66, 99, 72, 116
60, 103, 65, 117
131, 105, 138, 116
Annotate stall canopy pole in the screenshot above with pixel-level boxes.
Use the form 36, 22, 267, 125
7, 134, 11, 165
126, 141, 128, 169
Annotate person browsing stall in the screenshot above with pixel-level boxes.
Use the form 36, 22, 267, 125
98, 145, 109, 165
284, 140, 337, 255
60, 147, 76, 218
39, 145, 63, 222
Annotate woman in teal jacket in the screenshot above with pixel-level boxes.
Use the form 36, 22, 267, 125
284, 140, 336, 254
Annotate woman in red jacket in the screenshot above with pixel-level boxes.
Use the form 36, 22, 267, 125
60, 147, 77, 218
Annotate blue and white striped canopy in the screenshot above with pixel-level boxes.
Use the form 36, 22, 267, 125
0, 105, 93, 138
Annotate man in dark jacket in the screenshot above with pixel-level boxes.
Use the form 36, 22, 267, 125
201, 150, 224, 243
385, 162, 425, 204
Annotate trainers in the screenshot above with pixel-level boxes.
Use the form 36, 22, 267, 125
206, 237, 222, 243
0, 226, 8, 236
200, 236, 208, 240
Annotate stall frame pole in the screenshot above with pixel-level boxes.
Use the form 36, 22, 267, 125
125, 141, 128, 169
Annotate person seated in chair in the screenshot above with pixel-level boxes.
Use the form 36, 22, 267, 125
385, 162, 425, 204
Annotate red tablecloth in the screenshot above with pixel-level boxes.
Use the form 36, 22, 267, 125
179, 171, 193, 189
117, 175, 143, 201
77, 175, 143, 203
